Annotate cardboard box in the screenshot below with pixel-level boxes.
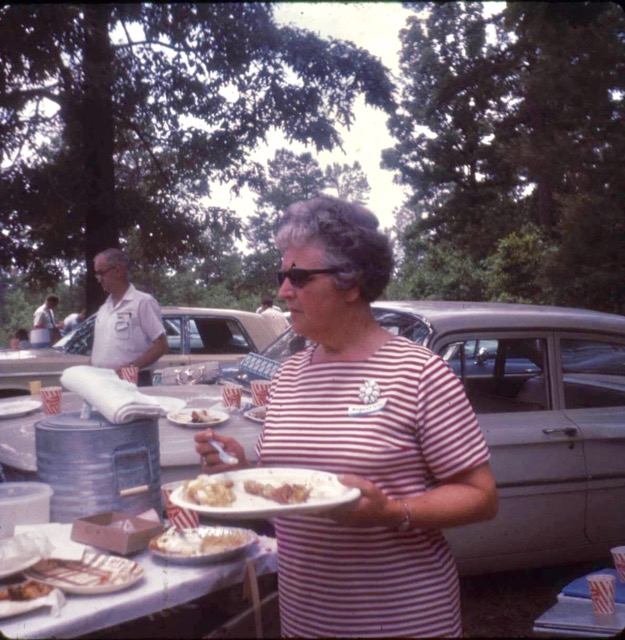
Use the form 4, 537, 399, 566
71, 509, 164, 555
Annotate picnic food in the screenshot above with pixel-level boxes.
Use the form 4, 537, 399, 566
243, 480, 311, 505
191, 410, 222, 424
150, 527, 255, 557
183, 475, 236, 506
0, 581, 53, 601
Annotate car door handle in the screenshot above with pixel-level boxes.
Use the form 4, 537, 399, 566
542, 427, 578, 437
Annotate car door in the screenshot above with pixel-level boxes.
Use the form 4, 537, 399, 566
436, 332, 587, 572
185, 315, 260, 364
557, 333, 625, 544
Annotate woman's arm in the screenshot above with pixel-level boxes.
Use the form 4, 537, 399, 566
334, 462, 498, 530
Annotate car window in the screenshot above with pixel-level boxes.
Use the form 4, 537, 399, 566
442, 337, 548, 414
189, 317, 253, 355
164, 317, 183, 354
561, 338, 625, 408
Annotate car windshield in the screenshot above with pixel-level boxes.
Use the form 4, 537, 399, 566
55, 316, 95, 355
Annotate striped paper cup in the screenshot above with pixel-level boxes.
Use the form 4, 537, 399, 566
251, 380, 271, 406
120, 366, 139, 384
162, 483, 199, 530
611, 546, 625, 582
41, 386, 62, 415
222, 383, 243, 409
587, 574, 616, 615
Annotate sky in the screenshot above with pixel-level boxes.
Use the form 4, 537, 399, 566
210, 2, 413, 231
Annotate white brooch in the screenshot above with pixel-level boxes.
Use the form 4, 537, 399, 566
359, 379, 380, 404
349, 379, 386, 416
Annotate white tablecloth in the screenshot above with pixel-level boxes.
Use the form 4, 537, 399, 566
0, 386, 263, 484
0, 535, 278, 639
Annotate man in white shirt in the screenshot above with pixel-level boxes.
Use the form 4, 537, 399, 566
33, 294, 63, 343
62, 310, 86, 336
90, 248, 168, 386
257, 295, 289, 334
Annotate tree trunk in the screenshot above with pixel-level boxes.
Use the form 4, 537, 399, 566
82, 4, 117, 313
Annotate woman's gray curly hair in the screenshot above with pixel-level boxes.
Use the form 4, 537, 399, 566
275, 195, 394, 302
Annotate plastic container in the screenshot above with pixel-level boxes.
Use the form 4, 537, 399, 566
0, 482, 53, 539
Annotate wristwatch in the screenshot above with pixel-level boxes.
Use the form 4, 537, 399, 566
398, 500, 411, 533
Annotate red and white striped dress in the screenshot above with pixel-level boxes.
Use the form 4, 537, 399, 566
256, 336, 490, 638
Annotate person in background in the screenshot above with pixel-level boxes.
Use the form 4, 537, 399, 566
255, 294, 283, 315
61, 310, 86, 336
196, 195, 498, 637
32, 294, 63, 343
10, 329, 31, 350
257, 294, 289, 334
90, 248, 168, 386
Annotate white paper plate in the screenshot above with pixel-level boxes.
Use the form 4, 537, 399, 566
171, 467, 361, 519
0, 399, 42, 420
0, 555, 42, 580
24, 552, 143, 595
0, 587, 64, 619
157, 397, 186, 415
167, 408, 229, 428
148, 526, 258, 565
244, 406, 266, 423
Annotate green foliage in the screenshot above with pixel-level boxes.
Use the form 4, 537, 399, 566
483, 224, 556, 304
323, 161, 370, 203
394, 240, 487, 301
0, 3, 395, 310
386, 1, 625, 311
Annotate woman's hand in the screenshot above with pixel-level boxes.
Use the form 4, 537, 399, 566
194, 429, 249, 474
324, 473, 398, 528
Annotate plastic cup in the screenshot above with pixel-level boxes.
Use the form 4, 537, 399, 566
611, 546, 625, 582
587, 573, 616, 615
41, 386, 62, 415
251, 380, 271, 406
29, 380, 42, 395
120, 366, 139, 384
222, 383, 243, 409
161, 483, 199, 530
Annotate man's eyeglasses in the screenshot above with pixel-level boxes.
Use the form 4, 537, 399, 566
276, 267, 339, 288
95, 266, 115, 279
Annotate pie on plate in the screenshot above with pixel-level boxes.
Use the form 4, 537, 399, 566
149, 526, 258, 564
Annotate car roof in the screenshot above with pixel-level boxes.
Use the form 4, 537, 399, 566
372, 300, 625, 338
159, 306, 259, 318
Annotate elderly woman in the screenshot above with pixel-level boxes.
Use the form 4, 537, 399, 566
195, 195, 498, 637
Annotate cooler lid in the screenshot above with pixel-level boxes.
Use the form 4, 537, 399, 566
34, 412, 156, 431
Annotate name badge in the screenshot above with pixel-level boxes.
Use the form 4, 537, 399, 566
348, 398, 387, 416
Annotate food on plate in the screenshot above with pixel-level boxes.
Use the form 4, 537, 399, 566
190, 409, 223, 424
0, 581, 53, 601
247, 406, 267, 420
150, 527, 256, 557
243, 479, 311, 505
183, 475, 236, 506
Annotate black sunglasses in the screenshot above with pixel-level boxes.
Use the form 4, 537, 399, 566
276, 267, 340, 288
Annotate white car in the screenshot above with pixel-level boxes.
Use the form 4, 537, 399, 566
226, 300, 625, 574
0, 307, 282, 397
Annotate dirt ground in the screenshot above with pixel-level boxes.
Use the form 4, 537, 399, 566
460, 559, 610, 637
